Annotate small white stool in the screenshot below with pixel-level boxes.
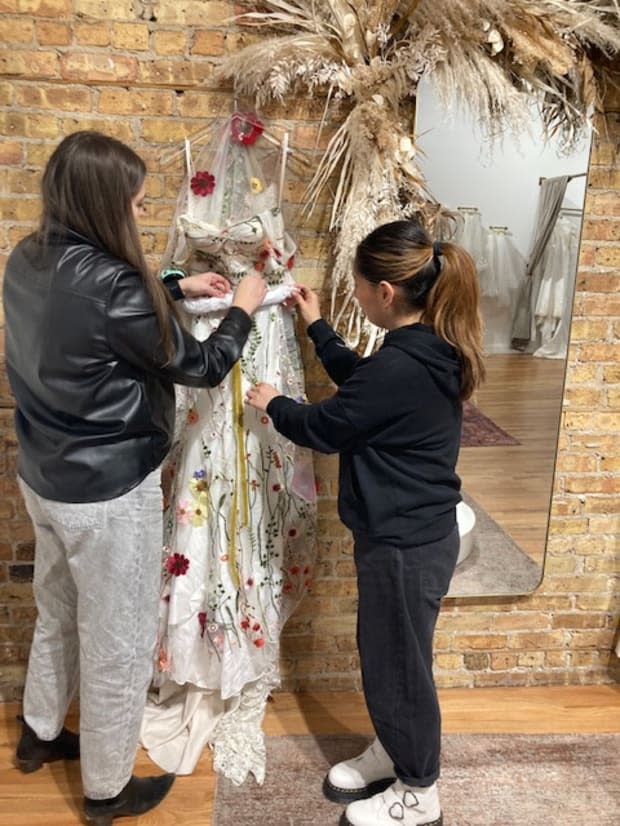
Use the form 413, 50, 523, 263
456, 501, 476, 565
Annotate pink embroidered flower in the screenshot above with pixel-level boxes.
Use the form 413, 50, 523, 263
252, 622, 261, 632
240, 618, 251, 629
175, 500, 193, 524
230, 112, 264, 146
190, 170, 215, 196
166, 552, 190, 576
250, 479, 259, 489
158, 646, 171, 671
253, 638, 266, 648
187, 408, 199, 425
220, 554, 228, 562
246, 577, 254, 587
260, 416, 269, 425
283, 582, 293, 594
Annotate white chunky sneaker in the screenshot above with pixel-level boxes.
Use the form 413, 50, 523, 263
342, 779, 443, 826
324, 738, 396, 803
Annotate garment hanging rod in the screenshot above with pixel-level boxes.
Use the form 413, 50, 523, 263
456, 205, 480, 212
559, 207, 583, 215
539, 172, 587, 185
489, 225, 509, 231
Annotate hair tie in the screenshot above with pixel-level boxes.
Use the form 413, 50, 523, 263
432, 240, 442, 276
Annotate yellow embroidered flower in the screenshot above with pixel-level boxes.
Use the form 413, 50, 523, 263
250, 177, 263, 194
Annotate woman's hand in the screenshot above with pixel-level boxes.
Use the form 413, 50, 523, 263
179, 272, 231, 299
232, 274, 268, 316
293, 285, 322, 327
246, 382, 280, 413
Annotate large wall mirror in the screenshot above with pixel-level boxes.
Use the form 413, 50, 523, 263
414, 78, 592, 597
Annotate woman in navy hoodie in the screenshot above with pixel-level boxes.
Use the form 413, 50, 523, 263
246, 219, 485, 826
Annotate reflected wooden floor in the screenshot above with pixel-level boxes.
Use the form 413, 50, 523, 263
0, 686, 618, 824
457, 353, 566, 565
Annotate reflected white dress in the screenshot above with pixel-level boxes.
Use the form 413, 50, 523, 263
533, 216, 579, 359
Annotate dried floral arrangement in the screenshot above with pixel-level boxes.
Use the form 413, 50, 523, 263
218, 1, 620, 349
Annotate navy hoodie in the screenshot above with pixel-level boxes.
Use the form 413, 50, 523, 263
267, 318, 462, 547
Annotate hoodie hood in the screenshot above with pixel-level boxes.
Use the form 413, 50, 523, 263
382, 322, 461, 399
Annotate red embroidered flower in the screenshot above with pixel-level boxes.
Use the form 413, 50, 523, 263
260, 416, 269, 424
231, 112, 264, 146
288, 528, 297, 538
190, 170, 216, 196
166, 552, 190, 576
286, 255, 295, 270
240, 618, 251, 630
246, 577, 254, 587
283, 582, 293, 594
290, 566, 300, 575
198, 612, 207, 637
253, 638, 266, 648
187, 408, 199, 425
252, 622, 261, 632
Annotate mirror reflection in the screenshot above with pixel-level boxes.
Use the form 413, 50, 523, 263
415, 78, 592, 597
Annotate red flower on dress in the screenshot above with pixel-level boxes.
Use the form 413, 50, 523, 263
198, 612, 207, 637
190, 170, 216, 196
230, 112, 264, 146
272, 483, 282, 492
166, 552, 190, 576
286, 255, 295, 270
240, 618, 251, 630
253, 638, 266, 648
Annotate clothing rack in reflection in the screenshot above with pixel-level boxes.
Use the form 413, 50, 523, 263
489, 225, 509, 232
559, 207, 583, 215
456, 206, 480, 213
538, 172, 587, 185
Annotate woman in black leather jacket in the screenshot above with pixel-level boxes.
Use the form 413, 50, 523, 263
3, 131, 266, 824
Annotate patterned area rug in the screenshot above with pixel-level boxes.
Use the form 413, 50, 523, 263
462, 401, 520, 447
213, 733, 619, 826
448, 492, 542, 596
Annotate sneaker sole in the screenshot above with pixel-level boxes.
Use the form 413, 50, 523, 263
340, 813, 443, 826
323, 774, 396, 804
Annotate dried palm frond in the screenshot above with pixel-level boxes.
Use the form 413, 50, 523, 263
218, 0, 620, 345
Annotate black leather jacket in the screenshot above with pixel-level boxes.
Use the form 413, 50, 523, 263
3, 230, 252, 502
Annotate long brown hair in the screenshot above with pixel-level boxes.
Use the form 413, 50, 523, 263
39, 130, 177, 362
355, 219, 485, 400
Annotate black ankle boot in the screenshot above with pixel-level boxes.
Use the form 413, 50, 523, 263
83, 773, 176, 825
15, 714, 80, 773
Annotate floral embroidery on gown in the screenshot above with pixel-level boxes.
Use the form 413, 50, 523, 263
141, 115, 317, 784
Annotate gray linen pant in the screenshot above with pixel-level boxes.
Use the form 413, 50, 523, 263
19, 469, 162, 799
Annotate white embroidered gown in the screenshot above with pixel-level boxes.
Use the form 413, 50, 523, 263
141, 116, 317, 784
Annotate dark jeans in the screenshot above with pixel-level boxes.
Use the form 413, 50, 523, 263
354, 525, 459, 787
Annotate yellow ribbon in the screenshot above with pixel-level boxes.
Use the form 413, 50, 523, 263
227, 362, 249, 588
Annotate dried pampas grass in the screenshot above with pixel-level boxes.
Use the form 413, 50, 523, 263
219, 0, 620, 347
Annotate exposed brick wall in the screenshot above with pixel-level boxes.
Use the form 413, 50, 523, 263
0, 2, 618, 699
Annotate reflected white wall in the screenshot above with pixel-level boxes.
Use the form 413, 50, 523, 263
414, 76, 591, 260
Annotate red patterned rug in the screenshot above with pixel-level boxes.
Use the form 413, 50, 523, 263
462, 401, 520, 447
